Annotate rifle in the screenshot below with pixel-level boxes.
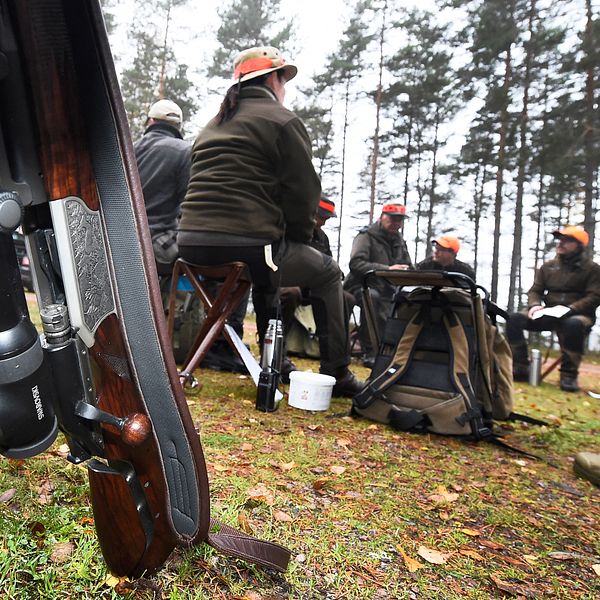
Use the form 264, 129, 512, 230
0, 0, 290, 578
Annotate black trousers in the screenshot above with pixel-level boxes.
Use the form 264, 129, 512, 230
506, 311, 592, 376
179, 240, 350, 375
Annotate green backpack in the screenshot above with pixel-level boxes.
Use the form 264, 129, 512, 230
353, 271, 515, 441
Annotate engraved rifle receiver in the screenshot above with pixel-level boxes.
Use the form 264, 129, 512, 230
0, 0, 290, 577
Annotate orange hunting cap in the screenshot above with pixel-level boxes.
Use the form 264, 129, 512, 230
433, 235, 460, 253
381, 203, 407, 218
552, 225, 589, 247
233, 46, 297, 83
317, 197, 337, 218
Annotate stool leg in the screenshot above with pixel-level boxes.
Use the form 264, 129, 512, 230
179, 267, 251, 387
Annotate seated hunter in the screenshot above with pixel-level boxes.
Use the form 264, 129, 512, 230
176, 46, 363, 397
506, 225, 600, 392
343, 203, 413, 365
416, 235, 475, 281
278, 197, 355, 377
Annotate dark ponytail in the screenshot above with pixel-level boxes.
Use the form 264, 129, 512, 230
215, 74, 271, 124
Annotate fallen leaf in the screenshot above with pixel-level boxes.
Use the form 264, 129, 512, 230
246, 483, 275, 506
480, 539, 504, 550
295, 553, 306, 563
459, 549, 485, 561
37, 479, 54, 505
57, 443, 70, 455
428, 485, 459, 504
273, 510, 293, 522
592, 564, 600, 576
490, 574, 539, 598
548, 551, 582, 561
240, 443, 253, 451
280, 461, 296, 471
336, 438, 351, 448
50, 541, 73, 564
330, 465, 346, 475
213, 464, 230, 472
237, 512, 254, 534
417, 545, 449, 565
397, 545, 424, 572
461, 528, 481, 537
366, 424, 379, 430
104, 574, 121, 588
312, 478, 329, 491
307, 424, 321, 431
0, 488, 16, 503
523, 554, 538, 565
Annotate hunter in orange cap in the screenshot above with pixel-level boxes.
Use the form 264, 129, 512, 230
506, 223, 600, 392
552, 225, 589, 247
343, 202, 413, 366
416, 234, 475, 280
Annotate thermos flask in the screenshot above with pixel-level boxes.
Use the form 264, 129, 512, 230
256, 319, 283, 412
529, 348, 542, 386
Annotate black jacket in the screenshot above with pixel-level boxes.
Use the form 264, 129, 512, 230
134, 123, 192, 235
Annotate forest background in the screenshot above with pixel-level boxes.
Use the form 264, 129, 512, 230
100, 0, 600, 347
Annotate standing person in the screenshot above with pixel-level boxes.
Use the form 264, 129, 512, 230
416, 235, 476, 280
177, 47, 362, 397
134, 99, 191, 276
343, 203, 413, 365
506, 225, 600, 392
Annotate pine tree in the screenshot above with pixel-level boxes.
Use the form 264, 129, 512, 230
119, 0, 198, 138
209, 0, 294, 79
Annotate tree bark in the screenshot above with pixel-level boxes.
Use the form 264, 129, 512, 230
508, 0, 535, 312
491, 27, 514, 303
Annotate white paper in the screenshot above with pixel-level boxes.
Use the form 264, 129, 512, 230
531, 305, 570, 320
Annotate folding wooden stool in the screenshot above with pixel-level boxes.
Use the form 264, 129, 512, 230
166, 259, 251, 387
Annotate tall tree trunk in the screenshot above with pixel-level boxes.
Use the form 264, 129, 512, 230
425, 108, 440, 258
403, 110, 414, 206
158, 0, 173, 99
508, 0, 535, 312
491, 26, 514, 303
369, 0, 387, 225
336, 81, 351, 264
583, 0, 597, 255
473, 163, 486, 277
414, 127, 424, 262
534, 77, 550, 273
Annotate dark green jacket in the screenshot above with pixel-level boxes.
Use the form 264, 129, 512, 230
528, 250, 600, 322
179, 85, 320, 243
343, 221, 413, 297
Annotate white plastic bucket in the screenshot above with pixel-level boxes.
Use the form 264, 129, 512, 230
288, 371, 336, 411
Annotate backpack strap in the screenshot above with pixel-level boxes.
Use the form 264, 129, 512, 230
207, 519, 291, 572
353, 308, 425, 407
441, 308, 492, 440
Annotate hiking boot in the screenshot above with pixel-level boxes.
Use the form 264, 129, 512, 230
200, 344, 247, 374
512, 363, 529, 382
280, 357, 297, 385
573, 452, 600, 487
560, 374, 579, 392
331, 369, 364, 398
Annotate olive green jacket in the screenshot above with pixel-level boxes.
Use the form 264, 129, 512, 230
179, 86, 321, 243
343, 221, 413, 297
528, 250, 600, 322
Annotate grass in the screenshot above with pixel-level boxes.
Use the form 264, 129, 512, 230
1, 302, 599, 598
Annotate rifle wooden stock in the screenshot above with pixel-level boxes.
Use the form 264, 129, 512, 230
6, 0, 208, 576
1, 0, 289, 577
